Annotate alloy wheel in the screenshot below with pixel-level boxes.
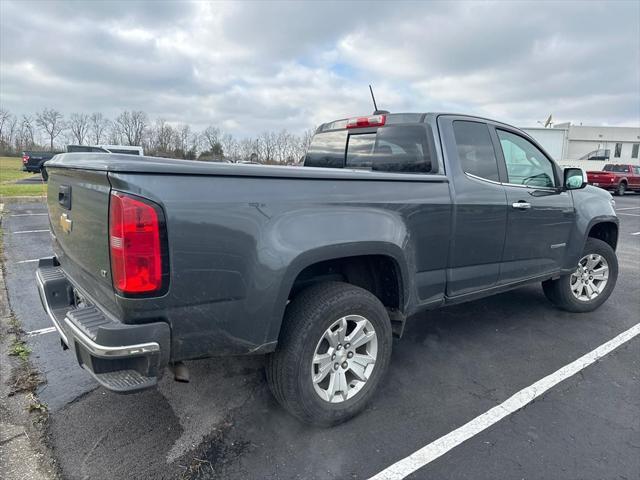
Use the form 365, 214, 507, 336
311, 315, 378, 403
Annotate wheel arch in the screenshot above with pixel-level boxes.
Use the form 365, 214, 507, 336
588, 220, 619, 250
267, 243, 411, 344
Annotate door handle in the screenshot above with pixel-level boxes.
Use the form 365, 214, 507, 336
512, 201, 531, 210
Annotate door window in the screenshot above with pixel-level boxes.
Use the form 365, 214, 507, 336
452, 121, 500, 182
497, 130, 556, 188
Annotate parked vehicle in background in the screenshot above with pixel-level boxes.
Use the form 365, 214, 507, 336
37, 112, 619, 426
23, 145, 144, 181
22, 151, 59, 174
586, 164, 640, 196
66, 145, 144, 155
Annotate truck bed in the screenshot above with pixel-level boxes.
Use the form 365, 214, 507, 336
45, 153, 451, 362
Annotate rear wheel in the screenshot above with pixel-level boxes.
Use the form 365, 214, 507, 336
542, 238, 618, 313
615, 182, 626, 196
266, 281, 392, 426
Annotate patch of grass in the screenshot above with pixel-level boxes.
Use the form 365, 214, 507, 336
0, 156, 30, 182
9, 339, 31, 360
0, 183, 47, 197
27, 393, 48, 414
0, 156, 46, 198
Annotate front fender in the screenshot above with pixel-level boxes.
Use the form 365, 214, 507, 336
564, 186, 618, 270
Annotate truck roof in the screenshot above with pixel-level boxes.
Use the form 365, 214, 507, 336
317, 112, 515, 132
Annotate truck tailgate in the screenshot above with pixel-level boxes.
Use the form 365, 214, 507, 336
46, 166, 116, 311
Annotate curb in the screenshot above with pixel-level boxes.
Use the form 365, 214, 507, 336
0, 196, 46, 204
0, 219, 56, 479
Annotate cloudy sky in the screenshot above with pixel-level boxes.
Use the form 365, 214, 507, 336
1, 0, 638, 137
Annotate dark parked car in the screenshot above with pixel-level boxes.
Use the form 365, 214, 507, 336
587, 164, 640, 196
37, 112, 619, 425
22, 151, 59, 174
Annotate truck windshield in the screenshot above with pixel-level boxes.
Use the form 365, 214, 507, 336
603, 165, 629, 172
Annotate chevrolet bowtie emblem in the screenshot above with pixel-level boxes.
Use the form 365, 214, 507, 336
60, 213, 73, 234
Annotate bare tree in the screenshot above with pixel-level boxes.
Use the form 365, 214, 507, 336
20, 115, 36, 149
274, 129, 293, 163
152, 119, 174, 154
0, 109, 15, 154
114, 110, 147, 146
221, 133, 238, 161
69, 113, 90, 145
202, 125, 221, 150
259, 131, 277, 162
0, 108, 10, 142
89, 112, 110, 144
300, 128, 314, 159
36, 108, 65, 150
4, 115, 18, 154
238, 137, 255, 161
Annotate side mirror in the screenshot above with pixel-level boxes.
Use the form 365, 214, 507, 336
564, 167, 587, 190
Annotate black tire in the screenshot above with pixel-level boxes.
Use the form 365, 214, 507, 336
266, 281, 392, 426
542, 238, 618, 313
615, 182, 626, 196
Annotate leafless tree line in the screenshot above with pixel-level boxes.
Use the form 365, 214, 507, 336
0, 108, 314, 164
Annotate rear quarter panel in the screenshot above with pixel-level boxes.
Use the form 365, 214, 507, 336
108, 172, 451, 360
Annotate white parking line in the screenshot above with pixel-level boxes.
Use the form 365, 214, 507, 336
616, 206, 640, 211
631, 232, 640, 236
27, 326, 57, 336
16, 259, 40, 264
12, 229, 50, 234
10, 213, 48, 217
617, 213, 640, 217
368, 322, 640, 480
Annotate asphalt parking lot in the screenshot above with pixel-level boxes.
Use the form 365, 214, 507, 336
1, 194, 639, 480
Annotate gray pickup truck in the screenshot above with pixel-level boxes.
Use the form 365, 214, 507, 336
37, 113, 618, 425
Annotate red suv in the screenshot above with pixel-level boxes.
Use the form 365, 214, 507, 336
587, 164, 640, 196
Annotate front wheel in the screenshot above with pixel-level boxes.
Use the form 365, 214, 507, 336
266, 281, 392, 426
615, 182, 626, 196
542, 238, 618, 313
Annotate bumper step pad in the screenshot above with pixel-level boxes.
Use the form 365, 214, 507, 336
37, 257, 171, 394
93, 370, 157, 392
67, 305, 116, 341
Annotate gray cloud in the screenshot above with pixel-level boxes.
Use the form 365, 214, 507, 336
1, 0, 638, 137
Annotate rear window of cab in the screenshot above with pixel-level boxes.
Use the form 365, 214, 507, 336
305, 124, 434, 174
603, 165, 630, 173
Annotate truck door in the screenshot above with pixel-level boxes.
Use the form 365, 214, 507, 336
491, 127, 575, 283
438, 117, 508, 297
631, 166, 640, 190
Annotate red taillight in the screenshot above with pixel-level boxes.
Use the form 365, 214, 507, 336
22, 154, 29, 164
346, 114, 386, 129
109, 191, 164, 295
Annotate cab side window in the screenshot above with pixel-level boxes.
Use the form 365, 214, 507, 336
452, 121, 500, 182
497, 130, 555, 188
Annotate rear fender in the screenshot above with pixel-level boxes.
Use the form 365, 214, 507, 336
263, 208, 412, 344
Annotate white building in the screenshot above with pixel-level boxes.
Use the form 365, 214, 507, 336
523, 123, 640, 170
